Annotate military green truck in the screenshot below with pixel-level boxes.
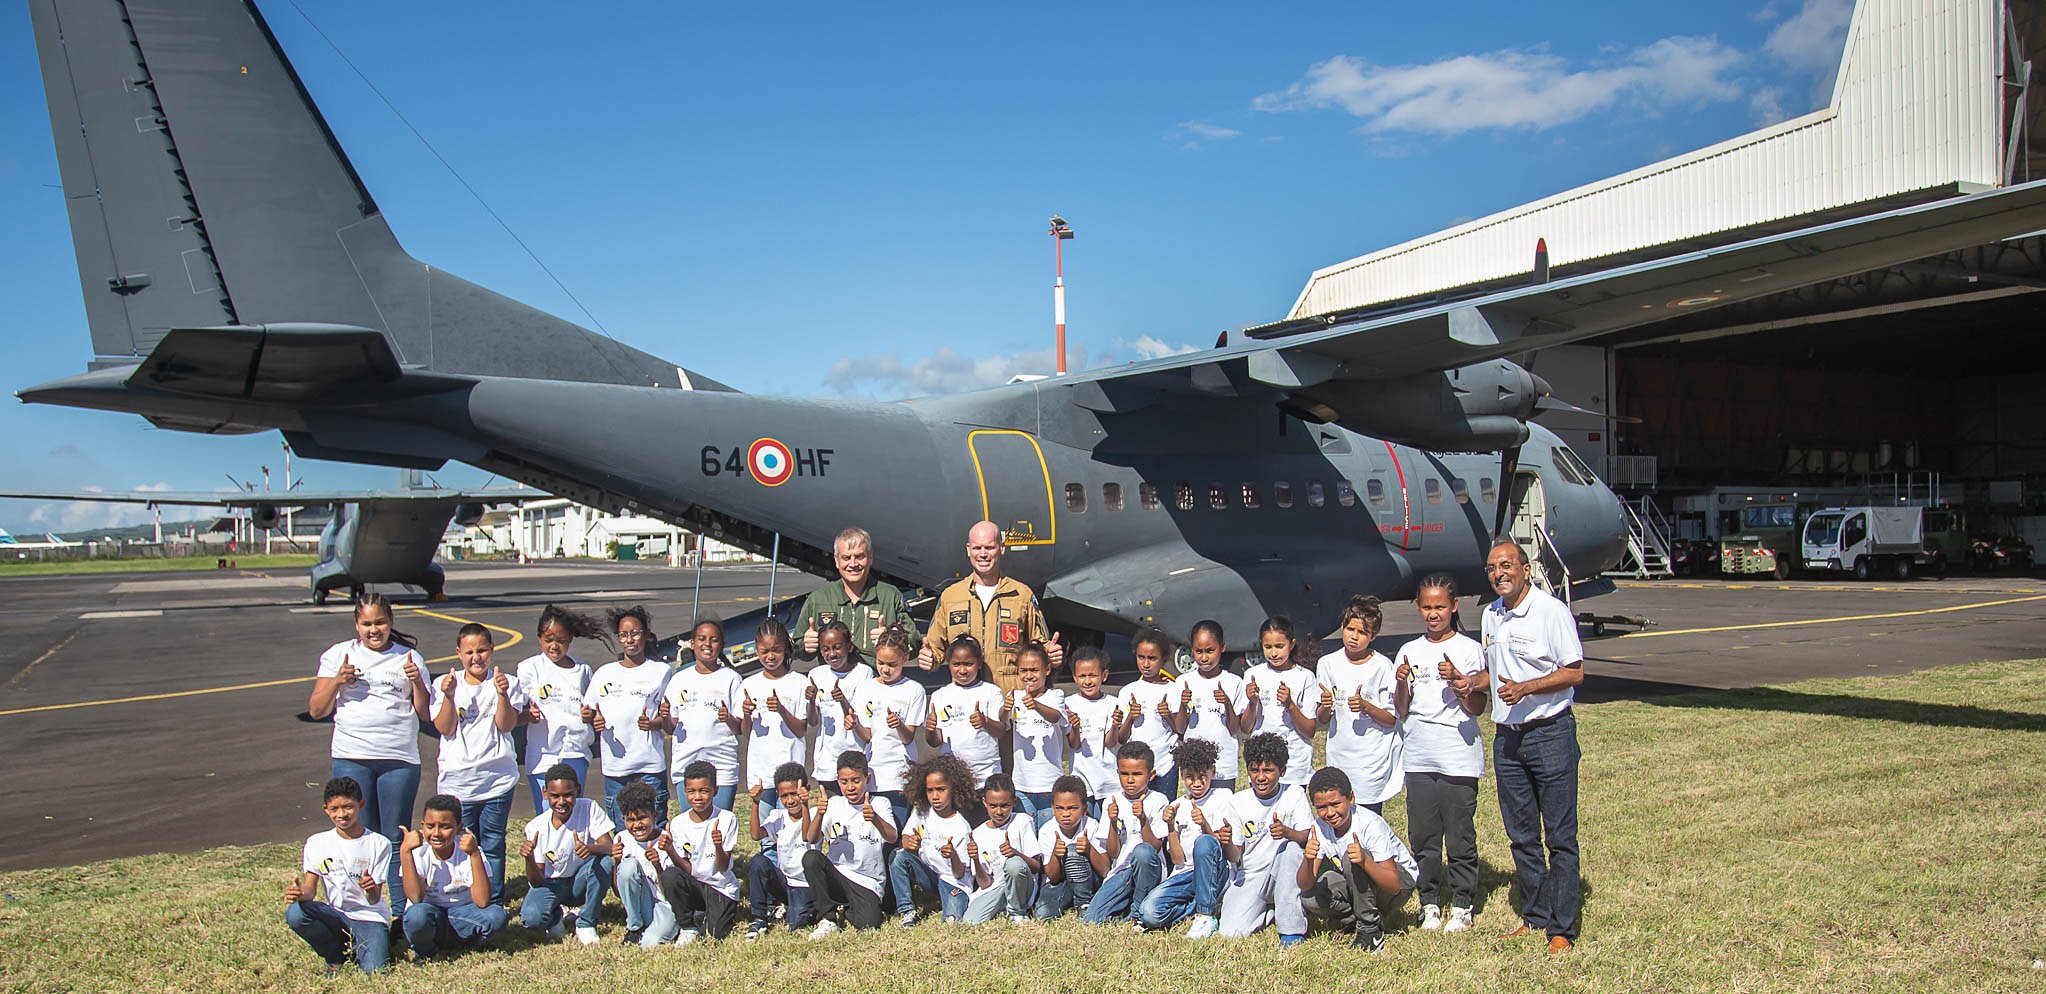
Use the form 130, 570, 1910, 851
1718, 502, 1804, 579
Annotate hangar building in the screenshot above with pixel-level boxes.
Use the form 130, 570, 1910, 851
1275, 0, 2046, 557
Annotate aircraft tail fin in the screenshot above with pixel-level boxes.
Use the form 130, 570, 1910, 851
30, 0, 725, 391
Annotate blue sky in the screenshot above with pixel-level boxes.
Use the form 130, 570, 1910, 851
0, 0, 1851, 534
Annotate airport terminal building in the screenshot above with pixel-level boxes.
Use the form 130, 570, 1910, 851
1276, 0, 2046, 557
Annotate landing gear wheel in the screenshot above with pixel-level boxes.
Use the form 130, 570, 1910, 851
1852, 558, 1873, 581
349, 585, 365, 603
311, 588, 328, 606
1893, 557, 1913, 581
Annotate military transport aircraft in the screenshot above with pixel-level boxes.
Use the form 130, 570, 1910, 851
19, 0, 2046, 649
0, 479, 542, 602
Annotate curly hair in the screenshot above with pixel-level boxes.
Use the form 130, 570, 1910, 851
1171, 736, 1219, 776
902, 752, 978, 814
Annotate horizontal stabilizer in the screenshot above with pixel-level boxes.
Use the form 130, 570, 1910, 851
130, 325, 474, 403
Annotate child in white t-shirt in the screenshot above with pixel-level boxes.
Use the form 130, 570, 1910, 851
739, 619, 809, 798
284, 777, 395, 975
1172, 621, 1247, 792
1217, 733, 1314, 943
428, 623, 526, 904
801, 751, 898, 934
1396, 574, 1488, 933
589, 606, 671, 830
807, 621, 875, 793
1030, 775, 1103, 920
847, 626, 925, 828
519, 763, 616, 945
1135, 738, 1235, 937
1242, 617, 1322, 788
1112, 631, 1183, 800
609, 780, 681, 948
1297, 766, 1418, 953
662, 619, 746, 812
1082, 741, 1170, 924
658, 760, 740, 944
888, 753, 979, 925
1316, 596, 1405, 811
962, 773, 1044, 924
515, 604, 603, 814
924, 637, 1006, 787
745, 762, 818, 939
399, 794, 508, 958
1062, 647, 1120, 817
1003, 644, 1068, 822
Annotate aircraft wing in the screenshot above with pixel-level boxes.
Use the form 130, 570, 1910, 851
0, 487, 546, 508
1069, 179, 2046, 387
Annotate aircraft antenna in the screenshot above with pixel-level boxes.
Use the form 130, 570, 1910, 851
282, 2, 617, 340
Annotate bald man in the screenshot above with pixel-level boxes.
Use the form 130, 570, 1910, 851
919, 521, 1064, 692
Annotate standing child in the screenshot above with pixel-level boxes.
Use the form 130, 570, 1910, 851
889, 754, 979, 925
1004, 643, 1068, 821
1082, 741, 1169, 924
1137, 738, 1235, 937
588, 606, 671, 830
1315, 596, 1406, 812
659, 760, 741, 945
801, 751, 898, 936
516, 605, 604, 815
306, 593, 428, 917
807, 621, 874, 795
740, 619, 809, 801
962, 773, 1044, 924
1296, 766, 1417, 953
1112, 631, 1183, 800
428, 623, 526, 903
519, 762, 616, 945
610, 780, 682, 948
924, 636, 1007, 788
847, 626, 925, 827
662, 618, 745, 811
1242, 617, 1321, 789
1062, 647, 1120, 818
1032, 775, 1103, 919
1217, 733, 1314, 943
1396, 573, 1487, 933
284, 778, 394, 976
745, 763, 817, 939
1174, 620, 1247, 792
399, 794, 508, 959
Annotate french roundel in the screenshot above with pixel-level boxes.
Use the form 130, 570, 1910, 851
748, 438, 795, 486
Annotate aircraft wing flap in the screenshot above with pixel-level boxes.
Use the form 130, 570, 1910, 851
127, 324, 476, 404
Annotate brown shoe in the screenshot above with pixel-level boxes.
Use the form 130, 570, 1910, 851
1547, 936, 1573, 954
1500, 923, 1533, 939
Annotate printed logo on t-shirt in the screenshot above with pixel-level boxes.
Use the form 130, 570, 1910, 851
597, 682, 618, 697
458, 702, 479, 723
937, 704, 960, 722
317, 857, 341, 874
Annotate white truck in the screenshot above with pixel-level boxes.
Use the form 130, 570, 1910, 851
1799, 506, 1939, 580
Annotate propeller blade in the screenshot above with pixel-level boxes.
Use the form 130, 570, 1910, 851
1534, 396, 1641, 423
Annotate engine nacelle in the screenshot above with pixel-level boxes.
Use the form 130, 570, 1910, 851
1286, 360, 1539, 452
250, 503, 281, 530
453, 502, 486, 528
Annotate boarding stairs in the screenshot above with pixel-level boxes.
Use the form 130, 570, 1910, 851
1606, 496, 1675, 580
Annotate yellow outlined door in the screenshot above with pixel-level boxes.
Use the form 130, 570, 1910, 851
967, 430, 1056, 546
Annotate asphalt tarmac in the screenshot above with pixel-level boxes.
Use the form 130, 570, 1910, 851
0, 562, 2039, 873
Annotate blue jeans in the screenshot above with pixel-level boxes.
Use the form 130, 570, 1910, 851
1018, 791, 1054, 829
747, 852, 815, 929
887, 849, 968, 920
520, 856, 614, 931
458, 791, 512, 904
616, 852, 681, 946
1032, 843, 1100, 919
603, 773, 668, 832
527, 758, 589, 815
1082, 843, 1162, 923
401, 902, 508, 957
1495, 711, 1581, 941
1136, 835, 1226, 929
330, 757, 420, 916
285, 900, 389, 973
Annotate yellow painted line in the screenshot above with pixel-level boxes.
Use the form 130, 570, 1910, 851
0, 605, 516, 718
1619, 593, 2046, 639
1618, 581, 2041, 594
4, 630, 79, 691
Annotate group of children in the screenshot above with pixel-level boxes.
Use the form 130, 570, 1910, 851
288, 573, 1493, 972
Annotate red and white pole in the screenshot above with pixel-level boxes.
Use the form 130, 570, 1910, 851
1050, 215, 1074, 375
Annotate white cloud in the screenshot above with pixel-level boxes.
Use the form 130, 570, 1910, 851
1125, 336, 1201, 360
1764, 0, 1852, 76
1749, 86, 1789, 126
824, 344, 1086, 398
12, 481, 183, 536
1179, 121, 1241, 141
1253, 35, 1743, 136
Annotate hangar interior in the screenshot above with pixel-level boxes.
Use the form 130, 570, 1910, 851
1282, 0, 2046, 555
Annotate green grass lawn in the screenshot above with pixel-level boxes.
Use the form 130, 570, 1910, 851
0, 553, 318, 577
4, 659, 2042, 993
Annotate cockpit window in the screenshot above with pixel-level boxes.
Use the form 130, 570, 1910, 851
1551, 446, 1597, 486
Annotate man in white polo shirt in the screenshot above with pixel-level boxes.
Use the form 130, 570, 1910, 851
1475, 537, 1583, 954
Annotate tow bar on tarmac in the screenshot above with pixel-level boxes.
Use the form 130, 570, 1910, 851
1577, 612, 1651, 637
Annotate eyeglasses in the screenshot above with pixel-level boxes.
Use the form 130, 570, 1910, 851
616, 630, 648, 640
1483, 563, 1526, 575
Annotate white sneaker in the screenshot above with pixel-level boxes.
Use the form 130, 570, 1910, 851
1419, 904, 1443, 930
574, 924, 600, 946
1008, 914, 1032, 925
1444, 907, 1473, 933
898, 911, 919, 928
807, 919, 841, 940
1186, 914, 1219, 940
673, 929, 700, 947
